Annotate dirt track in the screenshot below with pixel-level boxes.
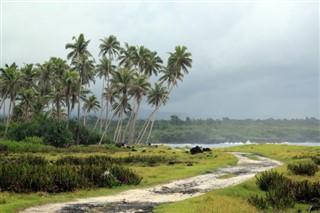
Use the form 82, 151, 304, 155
20, 152, 282, 213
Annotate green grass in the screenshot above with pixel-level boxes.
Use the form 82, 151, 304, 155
0, 143, 237, 213
244, 154, 260, 161
217, 173, 237, 179
154, 144, 320, 213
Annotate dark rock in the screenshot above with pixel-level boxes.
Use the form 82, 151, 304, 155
186, 162, 193, 166
141, 149, 146, 153
168, 161, 175, 165
203, 147, 211, 152
190, 146, 203, 155
131, 149, 137, 152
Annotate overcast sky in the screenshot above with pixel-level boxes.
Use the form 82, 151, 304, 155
1, 1, 319, 119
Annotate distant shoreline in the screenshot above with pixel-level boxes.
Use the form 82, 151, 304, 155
155, 141, 320, 148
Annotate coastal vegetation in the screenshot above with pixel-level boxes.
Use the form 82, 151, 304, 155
0, 33, 192, 146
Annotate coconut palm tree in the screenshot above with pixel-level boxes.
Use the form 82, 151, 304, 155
136, 46, 192, 144
118, 43, 136, 69
126, 74, 150, 144
0, 63, 21, 137
62, 70, 79, 120
82, 95, 100, 126
66, 33, 94, 129
95, 56, 117, 131
16, 89, 34, 120
144, 51, 163, 77
136, 83, 168, 144
65, 34, 92, 61
98, 35, 121, 131
20, 63, 37, 89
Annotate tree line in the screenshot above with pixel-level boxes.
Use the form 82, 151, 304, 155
0, 34, 192, 144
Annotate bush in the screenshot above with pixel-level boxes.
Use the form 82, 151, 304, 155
288, 159, 319, 176
293, 180, 320, 204
7, 122, 42, 141
41, 119, 73, 147
265, 179, 295, 210
22, 136, 44, 144
248, 194, 268, 210
0, 155, 141, 193
256, 171, 288, 191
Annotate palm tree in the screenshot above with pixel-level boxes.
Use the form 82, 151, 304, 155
126, 74, 150, 144
98, 35, 121, 131
99, 68, 135, 144
20, 63, 37, 89
0, 63, 21, 137
95, 56, 117, 131
16, 89, 34, 120
144, 51, 163, 77
65, 34, 92, 61
82, 95, 100, 126
136, 46, 192, 144
118, 43, 136, 68
62, 70, 79, 121
167, 45, 192, 87
136, 83, 168, 144
65, 33, 94, 130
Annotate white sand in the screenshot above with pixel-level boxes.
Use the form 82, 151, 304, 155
20, 152, 282, 213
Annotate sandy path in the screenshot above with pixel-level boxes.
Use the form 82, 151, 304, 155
20, 152, 282, 213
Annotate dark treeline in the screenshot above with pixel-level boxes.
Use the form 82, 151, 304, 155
142, 116, 320, 143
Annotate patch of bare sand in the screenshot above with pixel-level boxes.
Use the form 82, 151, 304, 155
20, 152, 282, 213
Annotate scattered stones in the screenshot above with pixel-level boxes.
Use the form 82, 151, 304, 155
60, 202, 158, 213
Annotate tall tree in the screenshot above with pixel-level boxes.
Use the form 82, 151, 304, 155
137, 46, 192, 143
97, 35, 121, 131
126, 74, 150, 144
82, 95, 100, 126
0, 63, 21, 137
136, 83, 168, 144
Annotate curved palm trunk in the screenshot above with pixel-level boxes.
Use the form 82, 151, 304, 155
96, 77, 105, 131
136, 82, 175, 144
145, 111, 157, 144
98, 103, 121, 145
4, 99, 13, 138
122, 101, 136, 144
128, 99, 141, 144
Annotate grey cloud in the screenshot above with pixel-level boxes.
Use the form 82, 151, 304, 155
1, 1, 319, 119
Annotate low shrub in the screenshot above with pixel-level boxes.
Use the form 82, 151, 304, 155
22, 136, 44, 144
265, 179, 296, 210
248, 194, 268, 210
288, 159, 319, 176
293, 180, 320, 204
41, 120, 73, 147
249, 171, 320, 211
0, 155, 141, 193
256, 170, 288, 191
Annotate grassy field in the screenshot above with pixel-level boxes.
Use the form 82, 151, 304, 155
154, 144, 320, 213
0, 142, 237, 213
0, 142, 319, 213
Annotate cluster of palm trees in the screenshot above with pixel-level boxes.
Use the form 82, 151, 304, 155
0, 34, 192, 144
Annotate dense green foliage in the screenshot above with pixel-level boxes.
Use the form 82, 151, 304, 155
288, 159, 319, 176
6, 118, 110, 147
147, 116, 320, 143
249, 171, 320, 210
0, 155, 141, 193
